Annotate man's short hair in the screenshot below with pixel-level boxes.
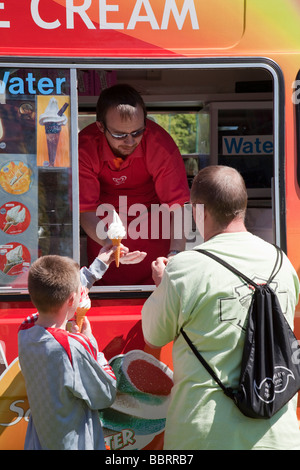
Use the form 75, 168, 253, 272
190, 165, 248, 227
96, 84, 147, 123
28, 255, 80, 314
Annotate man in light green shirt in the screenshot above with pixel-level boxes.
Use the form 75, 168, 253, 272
142, 165, 300, 450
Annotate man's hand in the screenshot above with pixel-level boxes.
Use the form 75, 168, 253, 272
151, 256, 168, 286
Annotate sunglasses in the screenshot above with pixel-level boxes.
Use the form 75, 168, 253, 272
104, 125, 146, 140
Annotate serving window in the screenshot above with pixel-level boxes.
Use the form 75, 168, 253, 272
0, 62, 281, 294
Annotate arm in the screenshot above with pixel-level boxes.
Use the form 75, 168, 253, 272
79, 127, 110, 247
80, 211, 110, 247
69, 318, 116, 408
80, 250, 112, 290
70, 338, 117, 409
142, 267, 180, 348
144, 122, 190, 255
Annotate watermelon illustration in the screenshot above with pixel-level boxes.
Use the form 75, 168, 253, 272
99, 350, 174, 445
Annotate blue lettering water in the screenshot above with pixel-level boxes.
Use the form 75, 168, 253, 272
0, 72, 66, 95
223, 136, 273, 155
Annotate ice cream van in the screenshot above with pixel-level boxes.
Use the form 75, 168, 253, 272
1, 0, 300, 450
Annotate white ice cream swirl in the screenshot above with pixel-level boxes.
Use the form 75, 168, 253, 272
78, 288, 91, 310
107, 211, 126, 239
7, 205, 26, 224
6, 245, 23, 263
39, 98, 68, 126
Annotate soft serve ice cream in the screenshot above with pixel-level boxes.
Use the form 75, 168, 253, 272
39, 98, 68, 167
4, 205, 26, 232
107, 211, 126, 267
3, 245, 23, 274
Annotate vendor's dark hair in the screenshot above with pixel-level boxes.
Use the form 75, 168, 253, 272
96, 84, 147, 123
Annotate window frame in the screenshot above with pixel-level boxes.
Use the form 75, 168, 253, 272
0, 58, 285, 296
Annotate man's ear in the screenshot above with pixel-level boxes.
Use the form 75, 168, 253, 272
96, 121, 105, 133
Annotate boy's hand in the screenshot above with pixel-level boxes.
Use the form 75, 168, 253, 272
97, 244, 147, 265
97, 244, 126, 265
68, 316, 93, 338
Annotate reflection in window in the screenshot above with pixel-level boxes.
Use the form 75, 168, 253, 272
148, 112, 210, 187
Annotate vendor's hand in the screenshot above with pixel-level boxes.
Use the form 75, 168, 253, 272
151, 256, 168, 286
119, 250, 147, 265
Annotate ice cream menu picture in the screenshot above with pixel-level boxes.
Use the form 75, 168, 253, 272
0, 68, 71, 290
0, 154, 37, 286
37, 96, 70, 168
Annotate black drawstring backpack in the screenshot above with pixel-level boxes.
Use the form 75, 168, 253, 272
181, 246, 300, 419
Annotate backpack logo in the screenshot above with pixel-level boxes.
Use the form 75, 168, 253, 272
254, 366, 295, 403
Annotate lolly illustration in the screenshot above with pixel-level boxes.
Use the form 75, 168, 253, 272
39, 98, 68, 167
107, 211, 126, 267
0, 161, 32, 195
3, 245, 23, 274
76, 287, 91, 332
100, 350, 174, 449
3, 205, 26, 232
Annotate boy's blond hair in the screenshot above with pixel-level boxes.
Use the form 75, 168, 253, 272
28, 255, 80, 313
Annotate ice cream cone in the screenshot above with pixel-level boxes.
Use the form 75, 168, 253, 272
76, 307, 89, 332
112, 238, 122, 267
3, 260, 20, 274
3, 222, 13, 233
45, 123, 61, 167
75, 287, 91, 332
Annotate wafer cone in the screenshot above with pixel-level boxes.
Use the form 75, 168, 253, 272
3, 260, 21, 274
45, 126, 61, 167
3, 222, 13, 233
112, 238, 122, 267
76, 307, 89, 332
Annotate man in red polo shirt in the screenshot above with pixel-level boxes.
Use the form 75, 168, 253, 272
79, 84, 190, 286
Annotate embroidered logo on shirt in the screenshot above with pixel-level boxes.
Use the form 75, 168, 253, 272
218, 278, 287, 331
113, 176, 127, 185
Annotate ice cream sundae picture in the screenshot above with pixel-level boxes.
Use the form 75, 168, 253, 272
0, 243, 31, 276
107, 211, 126, 267
38, 96, 69, 168
0, 202, 30, 235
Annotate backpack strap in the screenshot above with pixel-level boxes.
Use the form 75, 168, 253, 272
266, 245, 283, 284
180, 327, 235, 399
195, 244, 283, 288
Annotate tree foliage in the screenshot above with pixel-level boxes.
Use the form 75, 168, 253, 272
148, 112, 209, 155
